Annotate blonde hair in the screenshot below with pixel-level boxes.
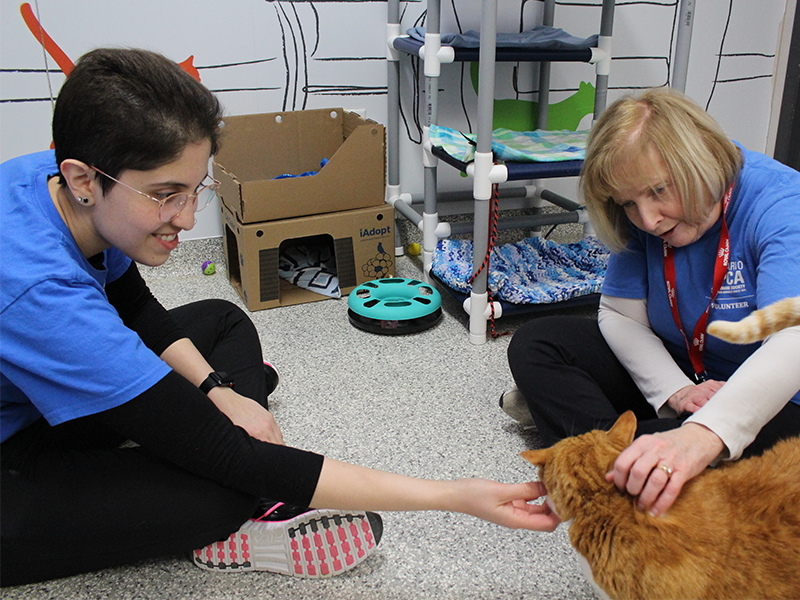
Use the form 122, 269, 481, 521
580, 88, 742, 252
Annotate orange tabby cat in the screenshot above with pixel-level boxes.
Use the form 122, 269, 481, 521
522, 411, 800, 600
707, 295, 800, 343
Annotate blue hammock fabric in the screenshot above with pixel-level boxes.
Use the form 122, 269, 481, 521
406, 26, 598, 50
432, 236, 609, 305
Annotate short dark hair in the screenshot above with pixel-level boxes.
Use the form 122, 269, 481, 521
53, 48, 224, 193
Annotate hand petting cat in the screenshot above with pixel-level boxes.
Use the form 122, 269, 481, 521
606, 423, 725, 517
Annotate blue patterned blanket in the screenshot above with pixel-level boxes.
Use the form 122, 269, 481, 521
431, 236, 609, 304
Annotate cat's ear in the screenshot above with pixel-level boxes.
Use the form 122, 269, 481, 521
521, 448, 552, 467
607, 411, 637, 449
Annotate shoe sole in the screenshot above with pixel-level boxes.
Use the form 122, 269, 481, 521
193, 510, 381, 578
264, 361, 280, 398
499, 388, 535, 427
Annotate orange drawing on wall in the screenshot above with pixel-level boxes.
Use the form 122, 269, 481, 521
19, 3, 200, 82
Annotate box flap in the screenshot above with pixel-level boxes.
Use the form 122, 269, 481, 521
217, 109, 344, 181
214, 108, 385, 223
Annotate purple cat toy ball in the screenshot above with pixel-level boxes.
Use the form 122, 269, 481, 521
202, 261, 216, 275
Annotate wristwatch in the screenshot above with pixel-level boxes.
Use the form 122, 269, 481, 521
199, 371, 235, 394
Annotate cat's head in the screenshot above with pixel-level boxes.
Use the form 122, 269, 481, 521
520, 411, 637, 521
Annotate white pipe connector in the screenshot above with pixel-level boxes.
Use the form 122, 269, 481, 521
590, 35, 612, 76
419, 33, 455, 77
422, 126, 437, 168
463, 293, 504, 345
386, 23, 401, 62
467, 151, 508, 200
434, 221, 451, 238
386, 185, 413, 206
463, 295, 504, 319
385, 184, 400, 204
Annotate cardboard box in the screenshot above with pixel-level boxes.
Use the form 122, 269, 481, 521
214, 109, 386, 223
222, 202, 395, 311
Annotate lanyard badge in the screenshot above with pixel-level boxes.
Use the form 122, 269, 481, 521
662, 183, 734, 383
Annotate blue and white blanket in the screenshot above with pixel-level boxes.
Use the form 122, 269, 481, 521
432, 236, 609, 304
429, 124, 589, 164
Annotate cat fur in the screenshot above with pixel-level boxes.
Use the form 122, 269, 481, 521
707, 296, 800, 344
521, 411, 800, 600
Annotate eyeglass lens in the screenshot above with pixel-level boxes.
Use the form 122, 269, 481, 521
160, 182, 217, 222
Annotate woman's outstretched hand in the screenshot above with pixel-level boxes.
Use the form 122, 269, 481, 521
311, 458, 560, 531
453, 479, 561, 531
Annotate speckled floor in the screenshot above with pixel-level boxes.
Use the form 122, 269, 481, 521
1, 220, 603, 600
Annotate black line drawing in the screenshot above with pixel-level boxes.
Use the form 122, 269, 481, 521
0, 0, 781, 139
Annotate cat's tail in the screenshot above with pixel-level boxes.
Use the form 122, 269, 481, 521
707, 297, 800, 344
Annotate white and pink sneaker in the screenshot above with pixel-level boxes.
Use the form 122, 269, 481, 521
192, 503, 383, 578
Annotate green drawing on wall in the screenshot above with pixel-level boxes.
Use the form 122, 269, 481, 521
469, 63, 595, 132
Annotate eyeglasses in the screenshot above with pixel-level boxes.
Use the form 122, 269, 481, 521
91, 166, 220, 223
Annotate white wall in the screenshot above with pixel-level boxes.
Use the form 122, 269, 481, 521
0, 0, 792, 239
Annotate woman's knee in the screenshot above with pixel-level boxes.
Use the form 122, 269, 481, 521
178, 299, 257, 339
509, 316, 587, 360
195, 298, 248, 322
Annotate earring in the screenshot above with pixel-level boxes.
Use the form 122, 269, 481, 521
78, 197, 90, 205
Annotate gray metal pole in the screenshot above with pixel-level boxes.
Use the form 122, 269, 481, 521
424, 0, 441, 222
472, 0, 498, 296
537, 0, 556, 128
594, 0, 616, 118
672, 0, 695, 92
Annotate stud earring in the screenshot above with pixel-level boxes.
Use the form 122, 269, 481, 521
78, 197, 90, 204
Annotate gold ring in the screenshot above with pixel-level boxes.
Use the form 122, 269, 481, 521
659, 464, 673, 477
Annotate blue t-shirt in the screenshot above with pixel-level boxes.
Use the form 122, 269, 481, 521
602, 145, 800, 406
0, 151, 172, 442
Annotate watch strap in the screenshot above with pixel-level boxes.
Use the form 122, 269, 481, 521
199, 371, 234, 394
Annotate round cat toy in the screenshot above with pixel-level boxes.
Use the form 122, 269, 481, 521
347, 278, 442, 335
202, 261, 216, 275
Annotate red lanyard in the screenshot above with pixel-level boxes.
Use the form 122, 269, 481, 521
662, 183, 734, 382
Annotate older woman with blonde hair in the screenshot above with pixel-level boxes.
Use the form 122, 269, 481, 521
505, 87, 800, 517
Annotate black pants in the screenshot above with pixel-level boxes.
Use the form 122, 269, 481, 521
1, 300, 267, 587
507, 316, 800, 454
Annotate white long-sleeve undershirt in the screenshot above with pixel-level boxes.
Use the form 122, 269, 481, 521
598, 294, 800, 460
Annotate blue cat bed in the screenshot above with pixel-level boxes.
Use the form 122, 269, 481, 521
393, 25, 598, 63
431, 236, 609, 313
